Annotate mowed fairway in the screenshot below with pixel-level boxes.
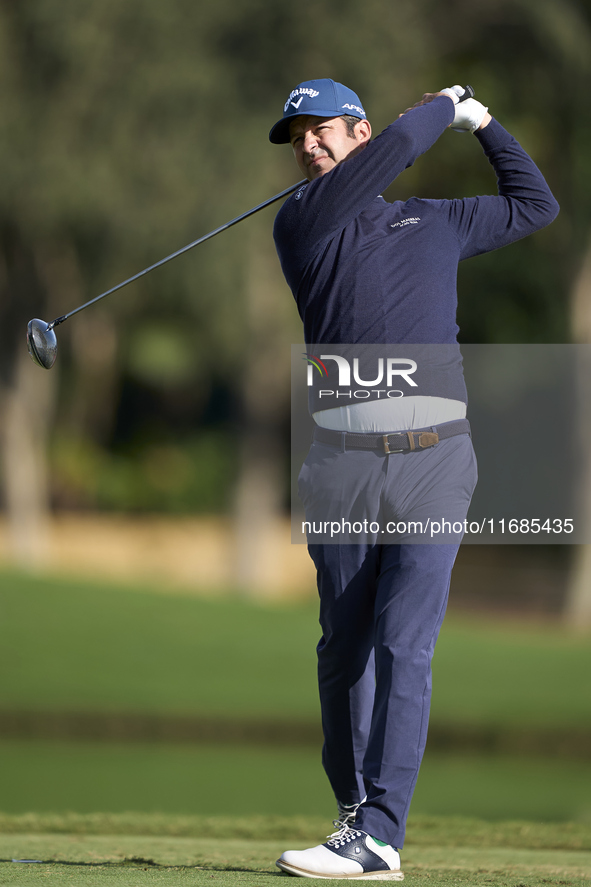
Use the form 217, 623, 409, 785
0, 570, 321, 717
0, 569, 590, 885
1, 569, 590, 727
1, 814, 590, 886
2, 741, 591, 822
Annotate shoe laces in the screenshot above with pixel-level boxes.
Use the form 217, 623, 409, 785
326, 824, 362, 845
335, 798, 363, 828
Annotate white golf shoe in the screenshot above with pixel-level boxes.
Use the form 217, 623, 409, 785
276, 824, 404, 880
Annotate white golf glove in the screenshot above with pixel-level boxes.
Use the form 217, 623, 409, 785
452, 98, 488, 133
439, 85, 488, 133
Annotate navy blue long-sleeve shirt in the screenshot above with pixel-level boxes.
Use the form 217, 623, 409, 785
273, 96, 559, 351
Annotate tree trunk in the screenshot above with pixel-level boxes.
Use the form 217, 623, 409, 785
232, 216, 296, 596
566, 234, 591, 630
1, 345, 55, 566
0, 235, 80, 567
0, 229, 58, 567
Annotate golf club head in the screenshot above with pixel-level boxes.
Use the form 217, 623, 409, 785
27, 318, 58, 369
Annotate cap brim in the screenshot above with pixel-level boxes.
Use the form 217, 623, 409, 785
268, 117, 293, 144
269, 109, 353, 144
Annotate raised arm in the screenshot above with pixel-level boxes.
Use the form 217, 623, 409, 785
274, 94, 456, 266
446, 118, 559, 259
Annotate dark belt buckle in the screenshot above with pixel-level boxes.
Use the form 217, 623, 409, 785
383, 434, 404, 455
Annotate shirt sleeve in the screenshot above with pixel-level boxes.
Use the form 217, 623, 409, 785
445, 118, 559, 260
274, 95, 455, 272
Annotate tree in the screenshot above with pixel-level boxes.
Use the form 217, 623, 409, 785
2, 0, 587, 606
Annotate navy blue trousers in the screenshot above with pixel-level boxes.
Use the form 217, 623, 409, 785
308, 541, 459, 849
300, 432, 477, 849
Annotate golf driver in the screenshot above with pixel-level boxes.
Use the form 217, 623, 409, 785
26, 178, 306, 369
26, 83, 476, 370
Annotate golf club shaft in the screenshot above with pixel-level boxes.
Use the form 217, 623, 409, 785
47, 88, 475, 331
47, 179, 307, 330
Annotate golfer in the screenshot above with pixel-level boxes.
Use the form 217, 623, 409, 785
269, 80, 558, 880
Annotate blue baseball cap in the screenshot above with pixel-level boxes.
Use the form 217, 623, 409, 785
269, 78, 367, 144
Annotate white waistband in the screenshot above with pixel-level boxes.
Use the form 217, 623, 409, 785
312, 396, 467, 433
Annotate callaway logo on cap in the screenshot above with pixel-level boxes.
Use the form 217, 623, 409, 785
269, 79, 367, 144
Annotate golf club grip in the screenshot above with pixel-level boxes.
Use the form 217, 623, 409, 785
457, 85, 475, 103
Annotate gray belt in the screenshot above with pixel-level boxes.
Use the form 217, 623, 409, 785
313, 418, 471, 455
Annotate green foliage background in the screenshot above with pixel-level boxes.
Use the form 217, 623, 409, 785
0, 0, 589, 511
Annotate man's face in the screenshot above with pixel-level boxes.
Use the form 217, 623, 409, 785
289, 115, 371, 181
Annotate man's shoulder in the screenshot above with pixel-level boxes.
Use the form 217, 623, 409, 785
273, 182, 310, 234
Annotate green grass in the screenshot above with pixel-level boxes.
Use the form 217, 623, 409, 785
0, 571, 320, 718
430, 619, 591, 729
1, 811, 589, 848
1, 568, 590, 729
1, 569, 590, 835
1, 741, 590, 823
0, 814, 589, 886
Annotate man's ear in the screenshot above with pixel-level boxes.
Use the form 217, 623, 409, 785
355, 119, 372, 145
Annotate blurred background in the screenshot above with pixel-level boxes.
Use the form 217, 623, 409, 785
0, 0, 590, 825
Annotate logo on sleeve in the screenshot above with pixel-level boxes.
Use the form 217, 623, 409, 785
390, 217, 421, 229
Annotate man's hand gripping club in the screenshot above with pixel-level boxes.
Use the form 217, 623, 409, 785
400, 85, 490, 132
